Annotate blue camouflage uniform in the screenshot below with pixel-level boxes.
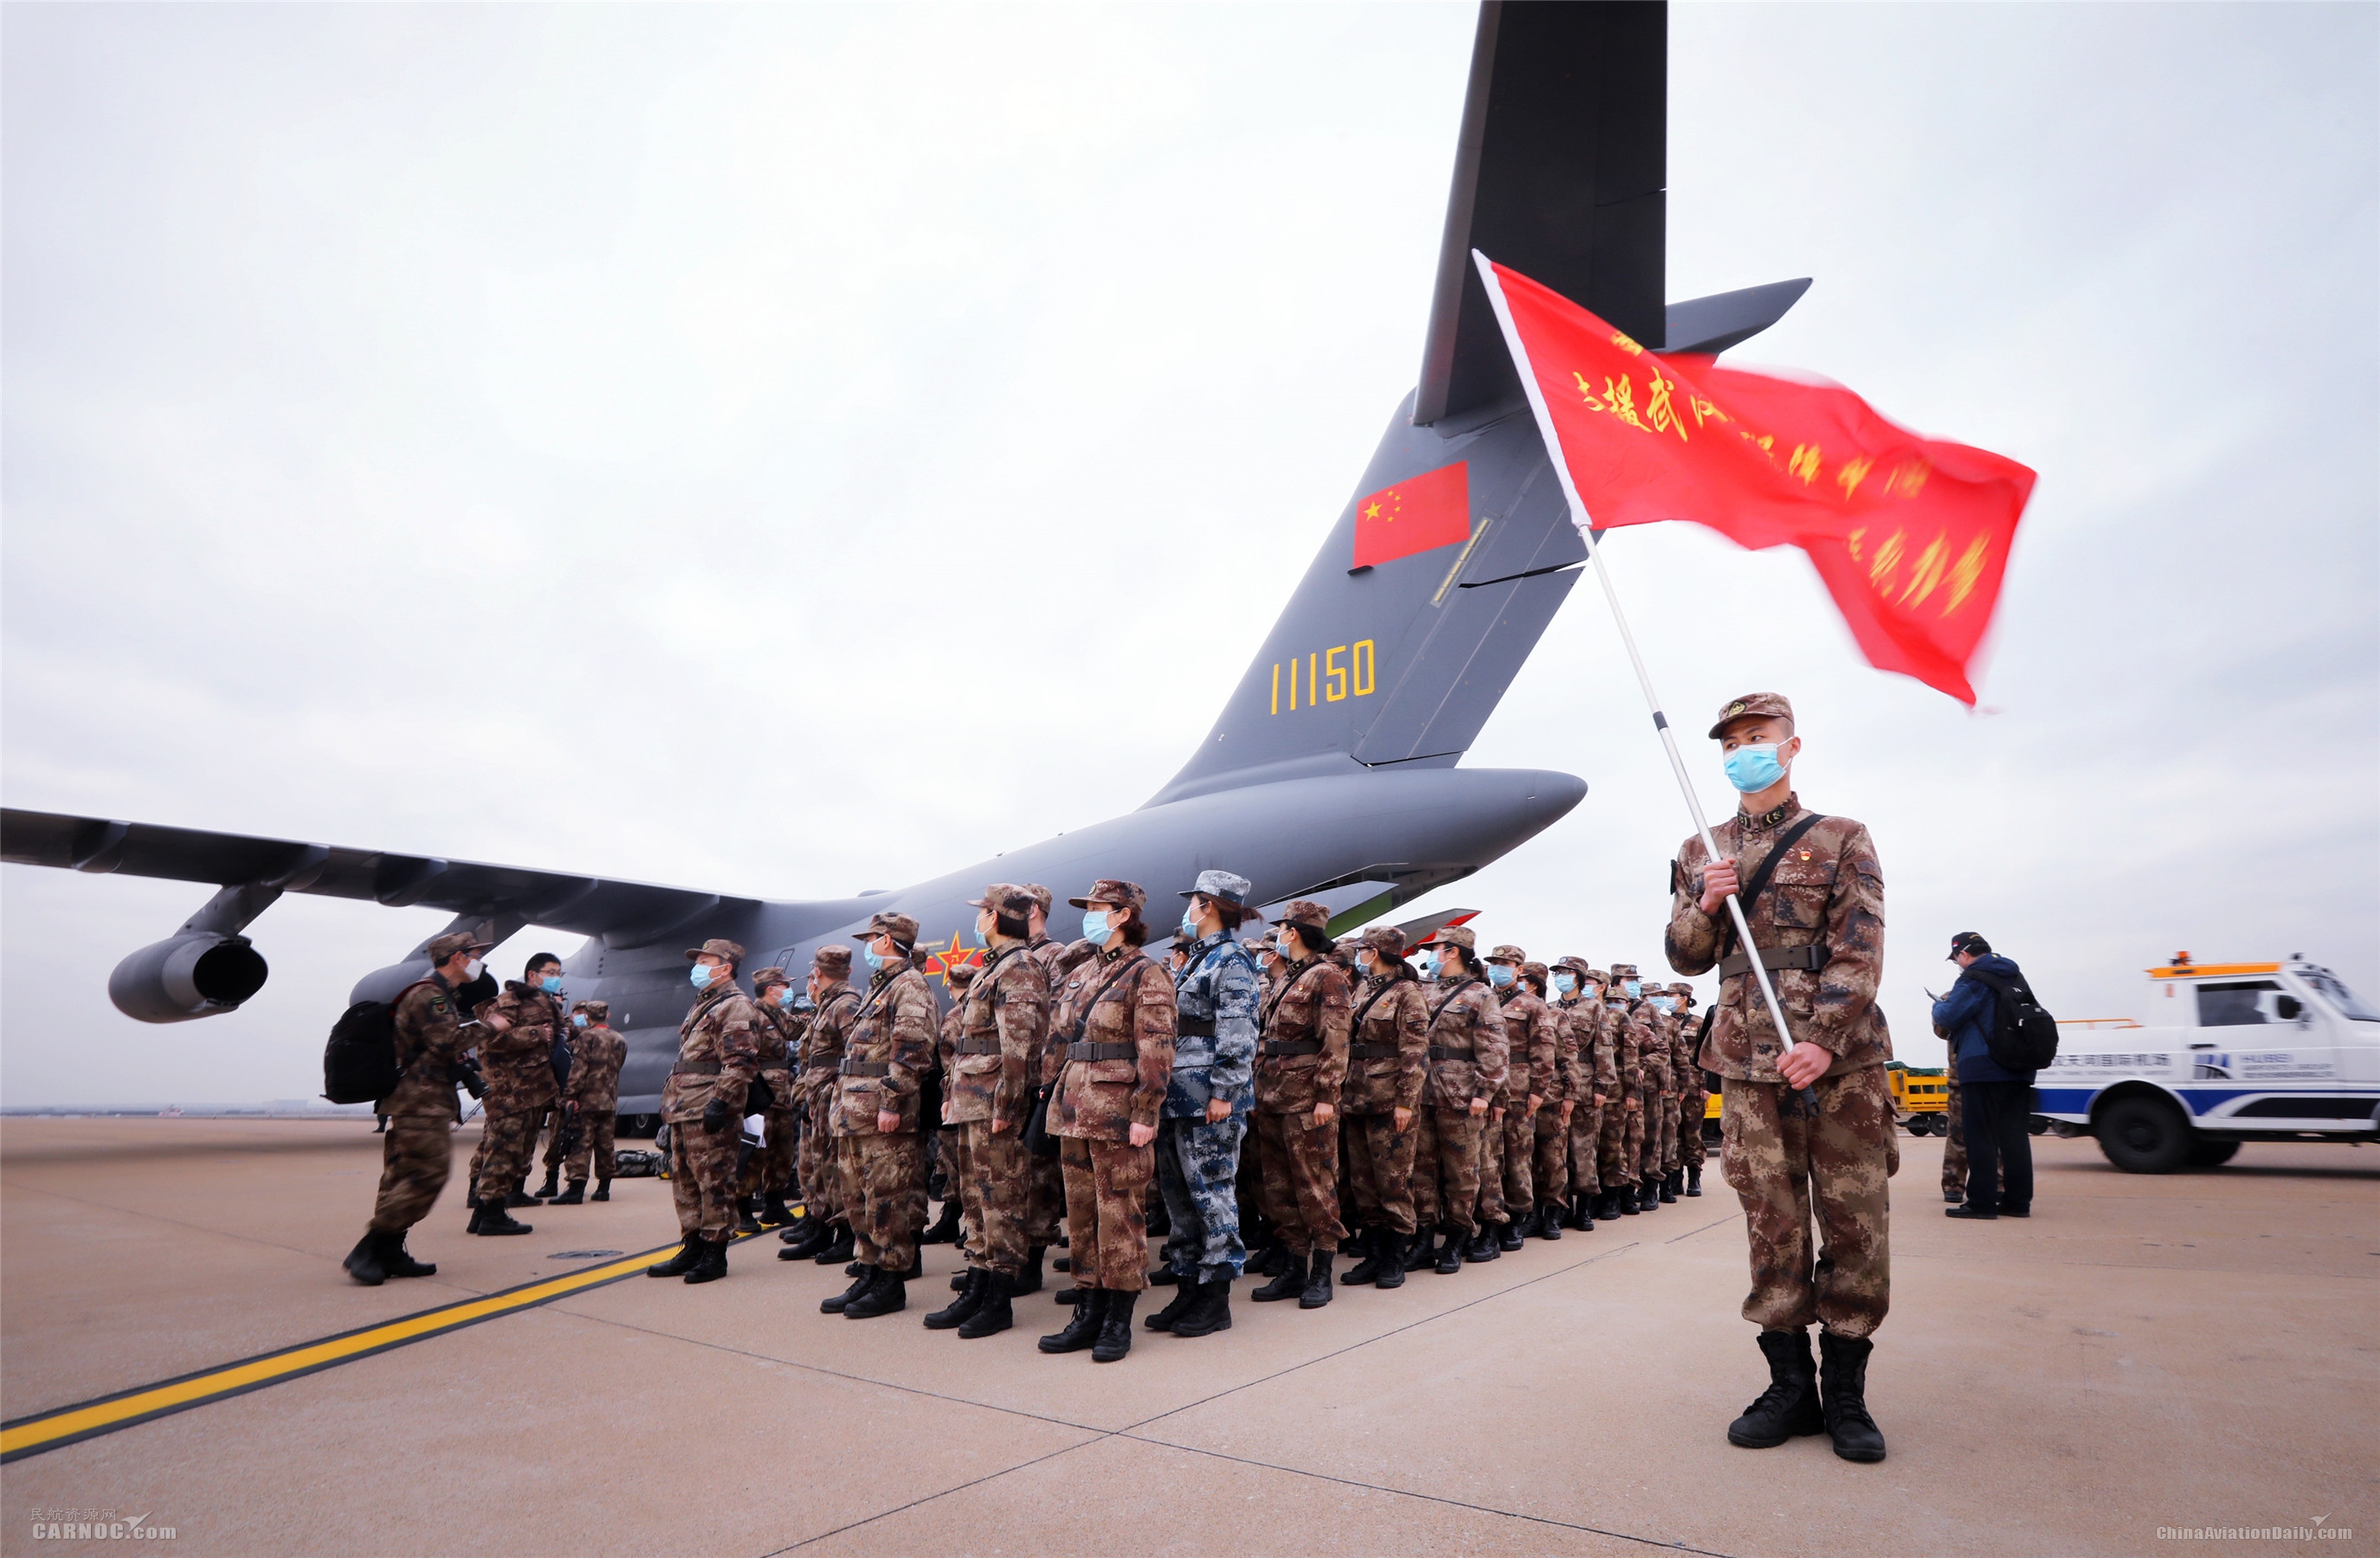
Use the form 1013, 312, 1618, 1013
1158, 930, 1259, 1282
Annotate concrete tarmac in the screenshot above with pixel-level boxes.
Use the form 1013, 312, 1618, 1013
1, 1117, 2372, 1556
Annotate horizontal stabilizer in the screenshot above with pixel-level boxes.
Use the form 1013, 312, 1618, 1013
1662, 277, 1811, 357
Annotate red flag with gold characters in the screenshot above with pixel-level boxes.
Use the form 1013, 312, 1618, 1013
1352, 460, 1470, 568
1480, 257, 2035, 705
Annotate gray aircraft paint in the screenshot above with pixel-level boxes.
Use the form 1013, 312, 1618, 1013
0, 0, 1810, 1116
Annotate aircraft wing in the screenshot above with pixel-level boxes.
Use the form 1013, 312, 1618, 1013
0, 808, 761, 950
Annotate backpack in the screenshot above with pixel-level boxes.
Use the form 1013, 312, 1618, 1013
1964, 966, 2060, 1073
323, 999, 404, 1105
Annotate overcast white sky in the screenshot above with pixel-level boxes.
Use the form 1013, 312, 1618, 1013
4, 3, 2374, 1108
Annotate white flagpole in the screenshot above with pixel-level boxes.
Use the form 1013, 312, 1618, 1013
1470, 248, 1817, 1105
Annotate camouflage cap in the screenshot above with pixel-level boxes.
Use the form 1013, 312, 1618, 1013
1669, 982, 1696, 1000
1358, 924, 1409, 958
1552, 955, 1595, 980
945, 961, 977, 987
575, 998, 610, 1021
967, 883, 1037, 921
750, 965, 791, 991
1519, 960, 1550, 986
426, 930, 495, 962
1607, 962, 1639, 980
1708, 691, 1794, 739
1275, 899, 1332, 934
1486, 943, 1526, 964
811, 944, 853, 977
1022, 884, 1054, 914
857, 911, 919, 950
1180, 868, 1254, 905
1427, 924, 1478, 952
1067, 879, 1146, 912
683, 937, 745, 964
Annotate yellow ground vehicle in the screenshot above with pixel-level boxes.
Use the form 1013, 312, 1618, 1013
1887, 1062, 1952, 1135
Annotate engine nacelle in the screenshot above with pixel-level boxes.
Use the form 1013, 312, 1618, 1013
107, 933, 269, 1023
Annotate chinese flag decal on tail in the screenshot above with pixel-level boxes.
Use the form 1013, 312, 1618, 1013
1483, 258, 2035, 704
1352, 460, 1470, 569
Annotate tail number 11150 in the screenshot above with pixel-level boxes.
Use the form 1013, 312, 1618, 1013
1271, 641, 1376, 714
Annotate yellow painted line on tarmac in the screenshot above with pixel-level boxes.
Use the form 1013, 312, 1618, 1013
1, 1231, 762, 1462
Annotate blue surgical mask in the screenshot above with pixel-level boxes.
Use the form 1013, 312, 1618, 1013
571, 1013, 588, 1028
1487, 963, 1514, 988
1553, 974, 1577, 996
1417, 954, 1440, 980
1652, 996, 1676, 1014
1625, 980, 1641, 999
689, 963, 713, 990
1723, 743, 1786, 794
861, 944, 885, 972
539, 975, 563, 995
776, 987, 796, 1008
1082, 909, 1111, 943
1181, 907, 1201, 939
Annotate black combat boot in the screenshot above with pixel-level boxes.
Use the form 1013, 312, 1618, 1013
758, 1190, 794, 1227
1146, 1263, 1181, 1286
684, 1235, 731, 1284
1092, 1291, 1138, 1362
1617, 1184, 1641, 1217
919, 1198, 962, 1246
1403, 1229, 1438, 1274
465, 1202, 487, 1235
810, 1222, 855, 1265
843, 1265, 906, 1318
894, 1241, 926, 1282
1817, 1332, 1887, 1462
1536, 1203, 1563, 1240
1145, 1199, 1171, 1239
957, 1273, 1015, 1339
1462, 1227, 1496, 1263
1015, 1246, 1046, 1295
343, 1233, 386, 1286
821, 1265, 877, 1314
951, 1268, 972, 1291
1374, 1233, 1408, 1290
1572, 1193, 1596, 1233
591, 1179, 611, 1201
536, 1165, 562, 1200
1249, 1238, 1290, 1278
1661, 1170, 1681, 1203
1052, 1253, 1072, 1273
506, 1178, 538, 1209
476, 1199, 532, 1236
780, 1215, 829, 1255
1496, 1220, 1524, 1252
1638, 1180, 1661, 1214
1250, 1249, 1309, 1303
925, 1269, 988, 1330
1172, 1277, 1233, 1337
551, 1180, 586, 1205
1039, 1289, 1106, 1353
1300, 1249, 1334, 1309
1726, 1329, 1825, 1448
1685, 1164, 1703, 1197
735, 1195, 764, 1235
1145, 1277, 1199, 1332
1435, 1228, 1466, 1274
378, 1231, 436, 1278
647, 1233, 703, 1278
1340, 1229, 1382, 1286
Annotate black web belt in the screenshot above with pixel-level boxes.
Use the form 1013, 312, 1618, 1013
953, 1035, 1002, 1055
1066, 1040, 1136, 1062
1261, 1039, 1323, 1058
1348, 1042, 1400, 1060
1176, 1017, 1216, 1037
1716, 944, 1829, 980
671, 1060, 721, 1076
839, 1059, 892, 1078
1428, 1045, 1474, 1061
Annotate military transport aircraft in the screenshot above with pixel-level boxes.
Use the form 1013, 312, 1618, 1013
1, 1, 1808, 1120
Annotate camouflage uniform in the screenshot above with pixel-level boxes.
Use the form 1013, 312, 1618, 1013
1483, 947, 1553, 1229
1525, 963, 1576, 1218
367, 951, 478, 1234
661, 941, 764, 1244
1673, 986, 1707, 1178
739, 969, 803, 1202
833, 914, 938, 1274
947, 892, 1050, 1278
1409, 930, 1508, 1238
1158, 885, 1259, 1283
1341, 930, 1429, 1239
1048, 882, 1176, 1294
1666, 696, 1896, 1342
1639, 995, 1675, 1188
1253, 904, 1351, 1258
472, 977, 566, 1207
797, 950, 858, 1222
1021, 892, 1083, 1253
559, 1002, 627, 1184
1557, 963, 1612, 1202
1596, 971, 1646, 1201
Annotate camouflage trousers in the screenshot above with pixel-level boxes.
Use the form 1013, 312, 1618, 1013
952, 1119, 1031, 1277
1601, 1095, 1641, 1190
798, 1085, 841, 1220
1532, 1109, 1571, 1210
1409, 1106, 1482, 1236
836, 1131, 925, 1272
1254, 1110, 1345, 1256
1154, 1114, 1247, 1281
739, 1098, 799, 1197
559, 1110, 618, 1183
369, 1117, 454, 1233
1941, 1067, 1968, 1196
1474, 1110, 1507, 1225
668, 1117, 743, 1241
1643, 1088, 1678, 1180
474, 1110, 541, 1204
1680, 1087, 1708, 1169
1567, 1103, 1602, 1197
1060, 1136, 1153, 1291
1720, 1067, 1899, 1340
1026, 1148, 1066, 1248
1492, 1107, 1534, 1223
1341, 1111, 1418, 1236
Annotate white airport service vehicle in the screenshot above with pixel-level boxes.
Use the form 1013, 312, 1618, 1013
2034, 956, 2379, 1172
